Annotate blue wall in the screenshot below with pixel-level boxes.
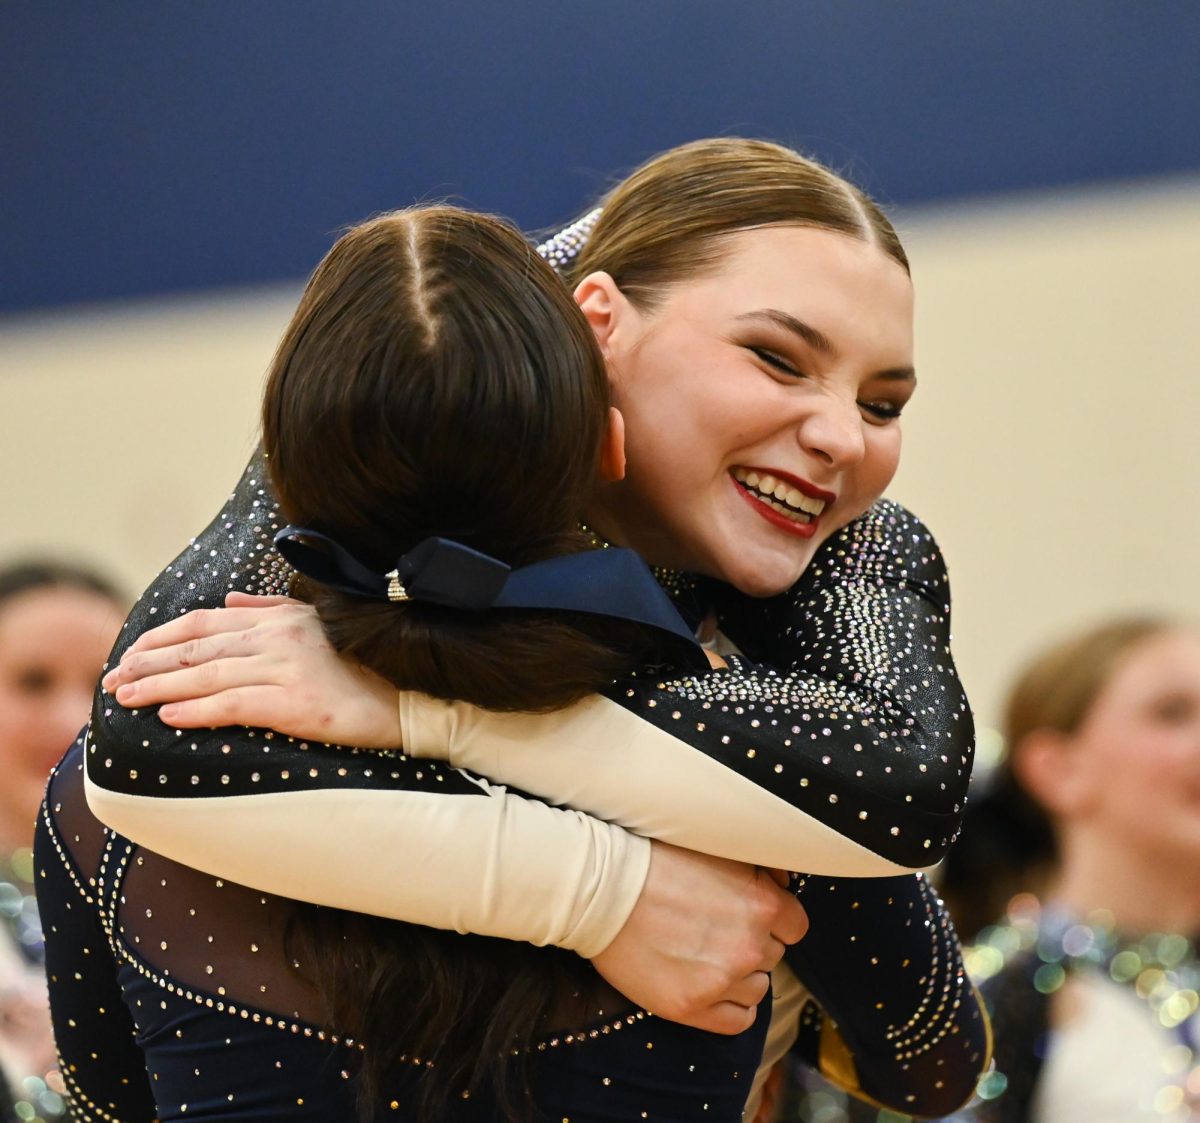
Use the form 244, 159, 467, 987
4, 1, 1198, 311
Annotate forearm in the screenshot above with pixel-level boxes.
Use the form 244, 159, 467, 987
786, 873, 991, 1117
402, 500, 973, 872
403, 691, 908, 876
85, 723, 647, 958
86, 452, 647, 954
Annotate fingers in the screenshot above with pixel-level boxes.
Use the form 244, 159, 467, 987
119, 607, 270, 661
760, 870, 808, 946
225, 592, 299, 608
756, 936, 787, 974
681, 1000, 759, 1037
104, 631, 260, 693
112, 655, 268, 708
722, 970, 772, 1009
156, 685, 285, 729
105, 633, 250, 691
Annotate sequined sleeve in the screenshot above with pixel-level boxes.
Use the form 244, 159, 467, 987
83, 454, 650, 959
784, 873, 991, 1118
396, 501, 989, 1113
401, 499, 973, 875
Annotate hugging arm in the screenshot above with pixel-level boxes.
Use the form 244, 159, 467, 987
784, 873, 990, 1117
82, 456, 647, 959
84, 455, 806, 1035
392, 500, 987, 1112
400, 498, 974, 874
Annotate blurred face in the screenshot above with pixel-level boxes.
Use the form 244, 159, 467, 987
0, 586, 121, 842
586, 226, 915, 596
1070, 630, 1200, 864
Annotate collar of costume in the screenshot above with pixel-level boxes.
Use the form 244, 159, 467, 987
274, 526, 709, 672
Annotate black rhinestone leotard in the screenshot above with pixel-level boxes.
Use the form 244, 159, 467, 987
40, 453, 989, 1120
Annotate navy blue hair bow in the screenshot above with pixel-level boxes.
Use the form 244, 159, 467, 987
273, 527, 709, 672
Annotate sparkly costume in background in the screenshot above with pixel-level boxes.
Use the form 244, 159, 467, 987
949, 908, 1200, 1121
0, 847, 67, 1123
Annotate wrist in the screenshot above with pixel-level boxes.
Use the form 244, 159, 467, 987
354, 665, 404, 748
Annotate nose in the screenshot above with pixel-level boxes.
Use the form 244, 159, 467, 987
796, 393, 865, 469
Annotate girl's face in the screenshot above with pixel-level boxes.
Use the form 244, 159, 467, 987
1069, 630, 1200, 864
584, 225, 915, 596
0, 586, 121, 840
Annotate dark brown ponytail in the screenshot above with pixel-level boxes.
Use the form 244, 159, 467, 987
262, 206, 663, 1119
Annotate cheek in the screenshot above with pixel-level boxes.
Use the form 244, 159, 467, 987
838, 429, 902, 524
1091, 737, 1188, 825
0, 693, 49, 761
865, 429, 902, 494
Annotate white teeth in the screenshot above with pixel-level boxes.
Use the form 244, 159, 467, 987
731, 467, 829, 519
761, 494, 813, 523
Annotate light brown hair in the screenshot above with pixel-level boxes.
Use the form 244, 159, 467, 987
565, 137, 909, 310
941, 617, 1172, 939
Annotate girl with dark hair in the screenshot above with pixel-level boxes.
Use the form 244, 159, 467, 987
938, 619, 1200, 1122
58, 140, 987, 1119
0, 560, 123, 1123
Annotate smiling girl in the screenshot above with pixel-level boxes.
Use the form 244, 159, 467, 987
63, 139, 985, 1120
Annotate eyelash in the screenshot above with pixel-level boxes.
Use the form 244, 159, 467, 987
749, 347, 802, 377
748, 347, 905, 422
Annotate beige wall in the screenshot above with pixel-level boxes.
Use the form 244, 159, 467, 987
3, 179, 1198, 734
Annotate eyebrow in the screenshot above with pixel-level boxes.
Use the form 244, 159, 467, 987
736, 308, 917, 384
737, 309, 837, 357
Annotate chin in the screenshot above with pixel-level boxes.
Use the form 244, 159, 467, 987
710, 546, 812, 599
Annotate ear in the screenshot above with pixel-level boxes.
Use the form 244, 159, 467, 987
598, 406, 626, 483
574, 271, 629, 358
1011, 728, 1096, 821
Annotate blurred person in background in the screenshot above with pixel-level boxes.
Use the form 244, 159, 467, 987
0, 561, 123, 1123
937, 618, 1200, 1122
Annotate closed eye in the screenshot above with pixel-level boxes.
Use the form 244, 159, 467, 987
748, 346, 804, 378
859, 400, 905, 422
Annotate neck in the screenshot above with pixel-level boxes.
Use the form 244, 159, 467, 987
585, 486, 690, 573
1049, 828, 1200, 937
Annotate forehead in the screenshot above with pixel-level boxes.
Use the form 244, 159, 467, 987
667, 226, 914, 346
0, 587, 121, 655
1106, 630, 1200, 698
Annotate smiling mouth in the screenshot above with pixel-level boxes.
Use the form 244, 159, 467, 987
731, 467, 829, 524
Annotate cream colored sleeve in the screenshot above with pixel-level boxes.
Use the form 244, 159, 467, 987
399, 692, 909, 877
85, 764, 649, 959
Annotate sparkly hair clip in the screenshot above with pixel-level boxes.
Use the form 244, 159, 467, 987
535, 208, 602, 276
273, 524, 708, 668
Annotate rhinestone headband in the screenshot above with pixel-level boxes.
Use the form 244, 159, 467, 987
535, 208, 602, 276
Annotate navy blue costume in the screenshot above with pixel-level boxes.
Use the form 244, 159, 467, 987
38, 455, 988, 1121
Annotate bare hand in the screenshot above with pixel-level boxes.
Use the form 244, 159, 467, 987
591, 842, 807, 1035
101, 593, 401, 747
